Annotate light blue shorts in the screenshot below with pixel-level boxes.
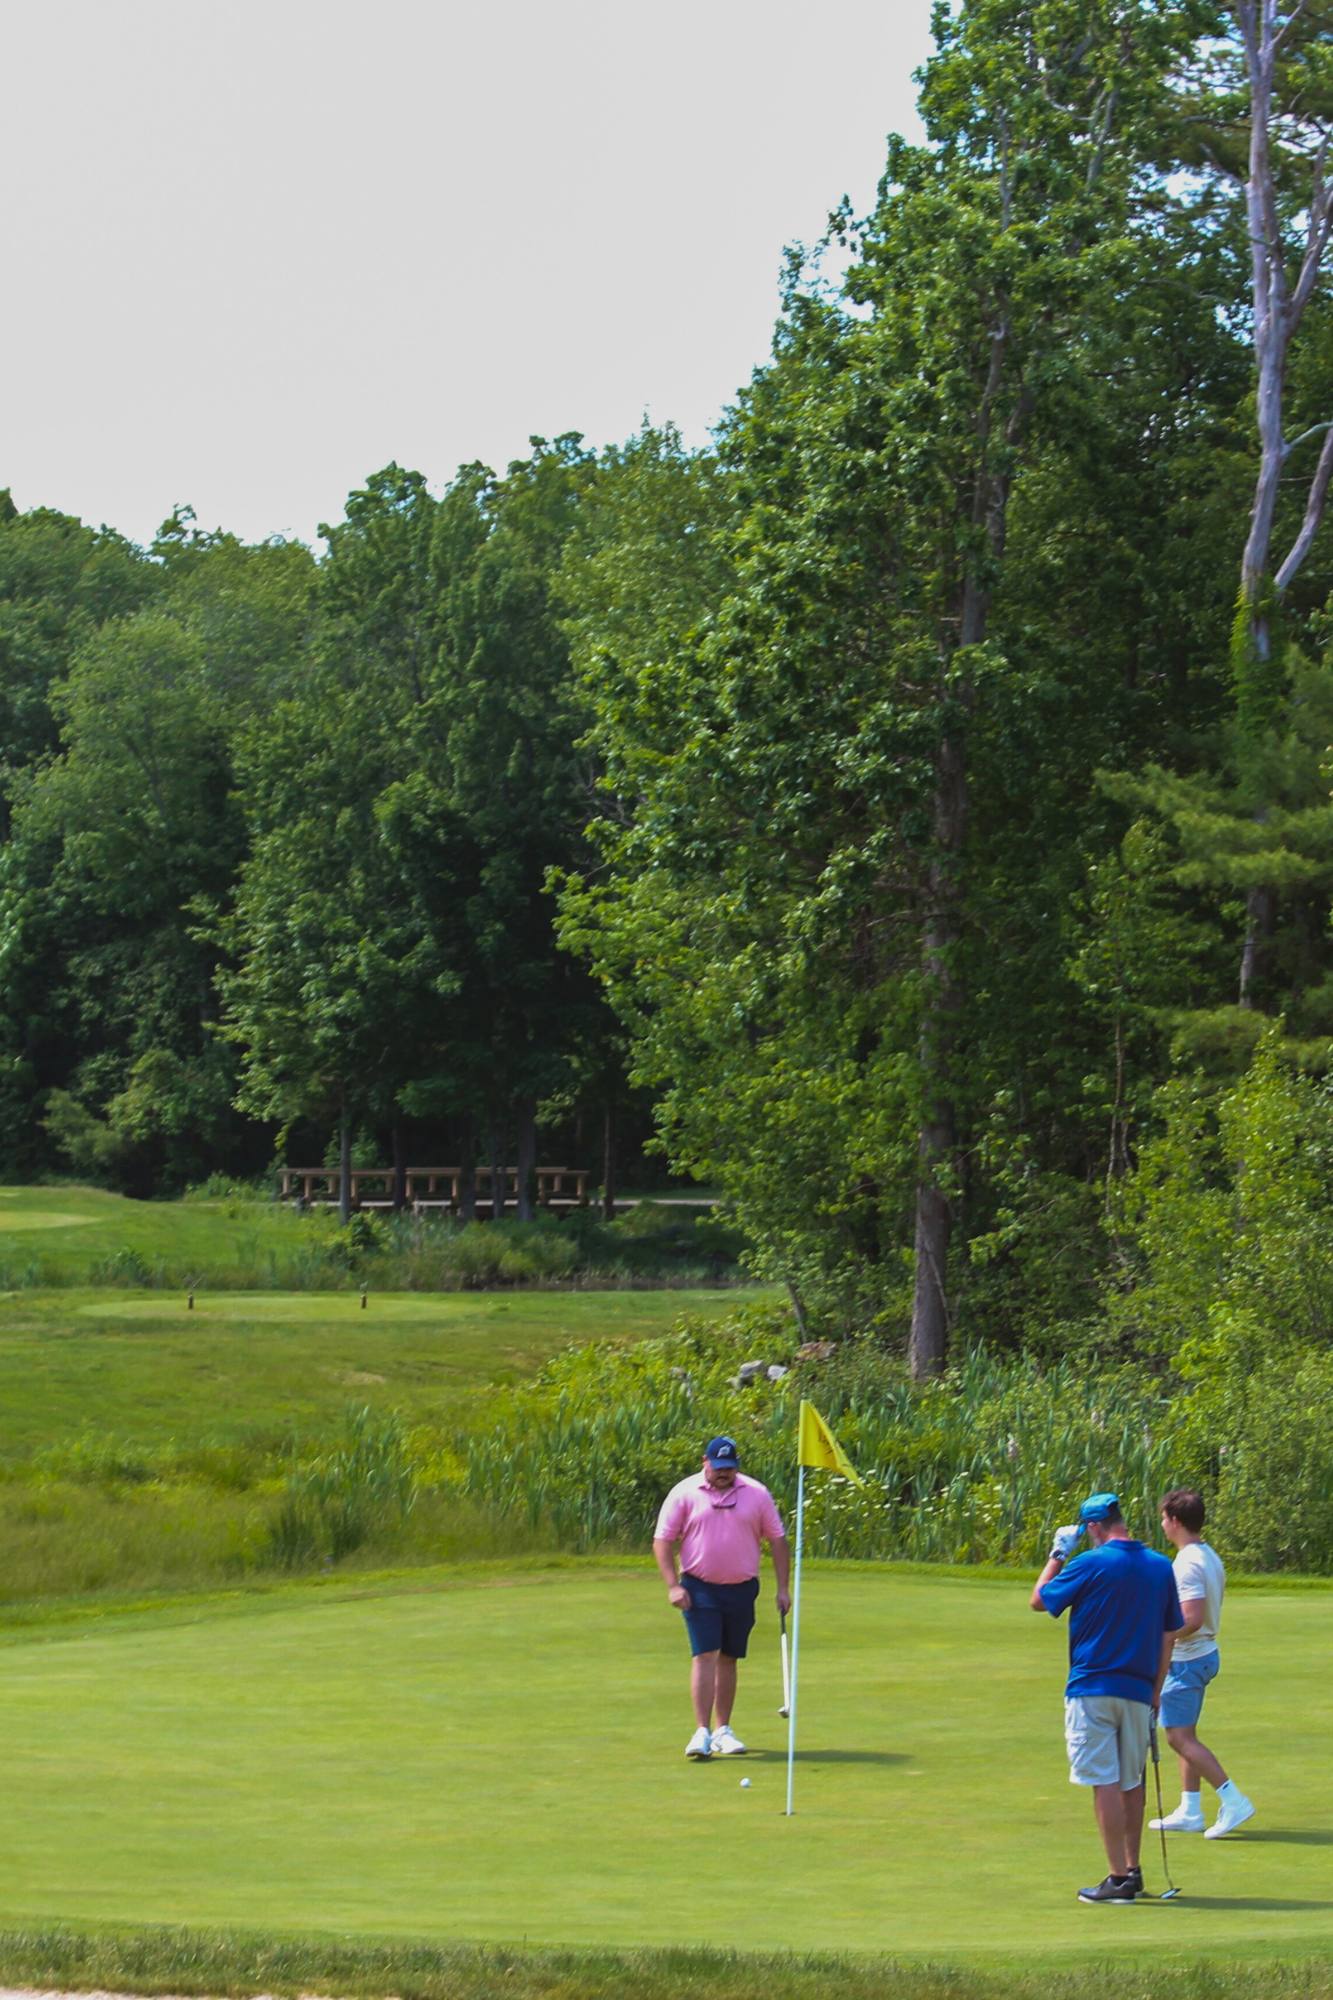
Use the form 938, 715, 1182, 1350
1160, 1649, 1219, 1729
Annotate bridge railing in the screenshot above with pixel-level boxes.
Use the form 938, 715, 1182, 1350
276, 1166, 590, 1213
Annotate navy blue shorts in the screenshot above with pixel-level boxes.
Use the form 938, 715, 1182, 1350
680, 1572, 759, 1658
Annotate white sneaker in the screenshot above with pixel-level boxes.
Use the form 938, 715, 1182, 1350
711, 1724, 747, 1755
685, 1726, 712, 1760
1149, 1804, 1206, 1832
1205, 1791, 1255, 1838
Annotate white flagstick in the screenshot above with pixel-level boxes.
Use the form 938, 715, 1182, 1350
784, 1461, 806, 1816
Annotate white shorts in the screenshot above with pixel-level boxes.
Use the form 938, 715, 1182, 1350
1064, 1695, 1150, 1789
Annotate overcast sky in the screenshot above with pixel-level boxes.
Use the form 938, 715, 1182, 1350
2, 0, 933, 549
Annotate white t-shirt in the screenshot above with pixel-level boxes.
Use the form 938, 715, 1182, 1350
1172, 1539, 1224, 1660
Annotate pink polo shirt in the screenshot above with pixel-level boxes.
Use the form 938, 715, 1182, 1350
653, 1472, 786, 1585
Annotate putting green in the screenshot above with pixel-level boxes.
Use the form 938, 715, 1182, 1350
0, 1565, 1327, 1961
78, 1291, 594, 1321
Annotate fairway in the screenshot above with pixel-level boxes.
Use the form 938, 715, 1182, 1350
2, 1566, 1328, 1964
0, 1288, 746, 1454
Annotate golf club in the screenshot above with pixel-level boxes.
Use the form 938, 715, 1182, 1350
779, 1610, 791, 1717
1148, 1712, 1182, 1900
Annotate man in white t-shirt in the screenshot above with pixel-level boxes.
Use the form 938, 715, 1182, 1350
1149, 1487, 1256, 1839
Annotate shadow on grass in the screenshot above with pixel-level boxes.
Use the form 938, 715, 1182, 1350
1158, 1896, 1333, 1911
1231, 1828, 1333, 1845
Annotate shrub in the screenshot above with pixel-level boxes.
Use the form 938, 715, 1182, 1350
454, 1307, 1187, 1563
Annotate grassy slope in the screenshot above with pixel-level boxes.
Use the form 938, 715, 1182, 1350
0, 1185, 337, 1284
0, 1288, 742, 1457
0, 1564, 1328, 1964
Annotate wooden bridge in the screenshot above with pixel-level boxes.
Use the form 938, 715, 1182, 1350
277, 1164, 590, 1217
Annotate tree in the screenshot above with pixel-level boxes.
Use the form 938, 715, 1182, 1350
559, 0, 1223, 1371
1227, 1, 1333, 1002
0, 516, 317, 1186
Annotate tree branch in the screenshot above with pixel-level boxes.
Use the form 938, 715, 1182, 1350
1274, 424, 1333, 594
1283, 418, 1333, 461
1286, 143, 1332, 329
1272, 0, 1311, 55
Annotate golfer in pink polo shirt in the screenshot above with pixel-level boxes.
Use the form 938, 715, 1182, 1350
652, 1435, 791, 1761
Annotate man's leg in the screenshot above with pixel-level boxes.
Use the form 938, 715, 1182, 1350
713, 1652, 738, 1727
1166, 1722, 1228, 1793
1122, 1780, 1145, 1870
1092, 1784, 1132, 1876
691, 1650, 719, 1729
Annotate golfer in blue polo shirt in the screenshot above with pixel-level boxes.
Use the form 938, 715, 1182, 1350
1030, 1492, 1183, 1904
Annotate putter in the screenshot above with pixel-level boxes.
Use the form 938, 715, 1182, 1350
1148, 1713, 1182, 1900
778, 1610, 791, 1718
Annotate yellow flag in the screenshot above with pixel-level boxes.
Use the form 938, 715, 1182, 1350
797, 1400, 862, 1484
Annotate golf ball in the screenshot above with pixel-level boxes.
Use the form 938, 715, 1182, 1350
740, 1778, 751, 1788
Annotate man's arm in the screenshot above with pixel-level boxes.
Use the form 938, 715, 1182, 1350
1030, 1555, 1063, 1612
1153, 1628, 1176, 1709
1030, 1523, 1083, 1612
1177, 1599, 1206, 1635
768, 1533, 792, 1616
652, 1536, 690, 1608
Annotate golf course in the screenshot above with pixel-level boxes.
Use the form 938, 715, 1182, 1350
1, 1561, 1328, 1968
0, 1185, 1330, 1996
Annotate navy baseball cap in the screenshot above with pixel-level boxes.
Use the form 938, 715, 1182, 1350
1078, 1491, 1121, 1524
705, 1435, 741, 1471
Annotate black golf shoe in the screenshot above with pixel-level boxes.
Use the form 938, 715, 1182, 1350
1126, 1866, 1144, 1897
1078, 1874, 1137, 1904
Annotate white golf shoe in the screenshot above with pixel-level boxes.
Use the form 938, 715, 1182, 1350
685, 1726, 712, 1760
1205, 1790, 1256, 1838
711, 1724, 747, 1755
1149, 1803, 1206, 1832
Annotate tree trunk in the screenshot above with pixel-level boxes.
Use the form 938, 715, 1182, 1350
515, 1101, 537, 1222
391, 1120, 407, 1212
909, 728, 967, 1381
1232, 1, 1333, 1001
338, 1101, 352, 1227
907, 361, 1007, 1379
602, 1103, 616, 1221
489, 1120, 506, 1221
458, 1120, 477, 1222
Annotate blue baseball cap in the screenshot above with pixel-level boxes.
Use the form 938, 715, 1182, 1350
705, 1435, 741, 1471
1078, 1491, 1121, 1524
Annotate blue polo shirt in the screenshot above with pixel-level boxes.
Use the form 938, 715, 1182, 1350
1040, 1537, 1183, 1702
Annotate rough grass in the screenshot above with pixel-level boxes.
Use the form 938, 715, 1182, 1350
0, 1285, 750, 1603
0, 1925, 1330, 2000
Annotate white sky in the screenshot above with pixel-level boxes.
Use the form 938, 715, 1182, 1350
1, 0, 932, 550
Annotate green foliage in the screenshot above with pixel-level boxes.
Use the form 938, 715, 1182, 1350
264, 1406, 417, 1568
457, 1306, 1179, 1561
1168, 1346, 1333, 1574
1111, 1024, 1333, 1356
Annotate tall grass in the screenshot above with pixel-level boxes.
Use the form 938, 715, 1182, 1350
264, 1406, 418, 1567
3, 1926, 1331, 2000
458, 1318, 1193, 1564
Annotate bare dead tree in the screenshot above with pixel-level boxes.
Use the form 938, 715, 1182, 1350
1231, 0, 1333, 1002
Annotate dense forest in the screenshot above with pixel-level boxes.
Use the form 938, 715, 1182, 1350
3, 0, 1332, 1385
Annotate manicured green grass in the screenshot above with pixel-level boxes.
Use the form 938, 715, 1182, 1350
1, 1563, 1327, 1965
0, 1287, 746, 1458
